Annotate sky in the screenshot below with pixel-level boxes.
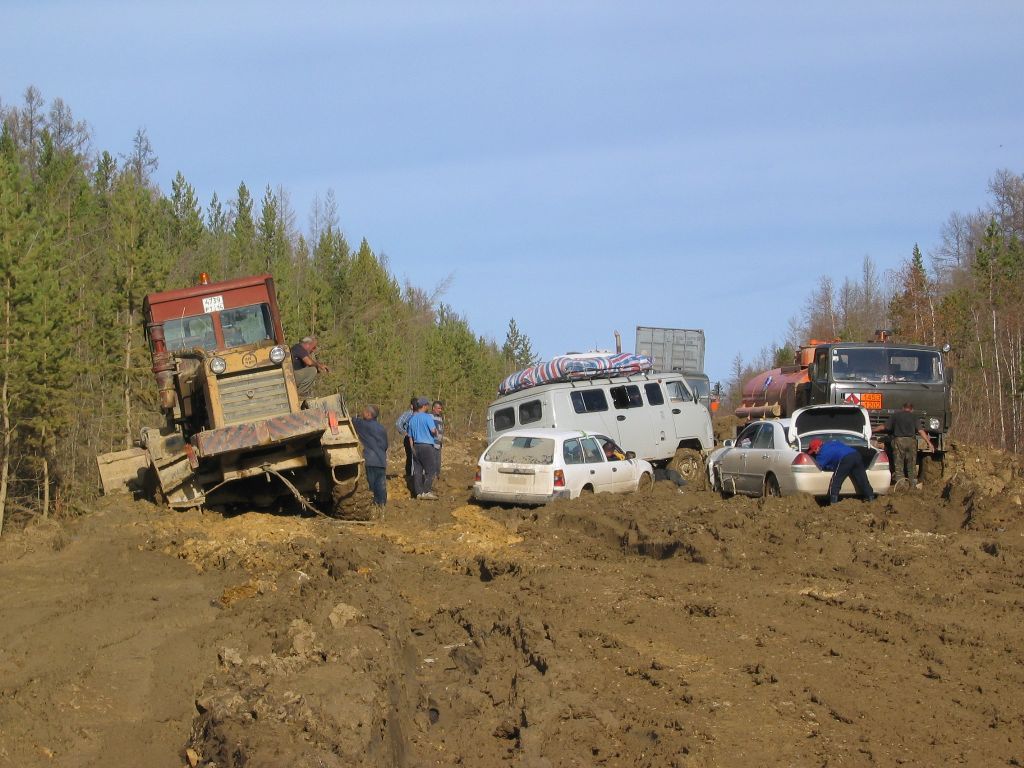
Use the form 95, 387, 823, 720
5, 1, 1022, 382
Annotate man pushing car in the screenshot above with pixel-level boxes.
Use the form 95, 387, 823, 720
806, 438, 877, 505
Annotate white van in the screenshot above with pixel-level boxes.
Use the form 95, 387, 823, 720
486, 372, 714, 465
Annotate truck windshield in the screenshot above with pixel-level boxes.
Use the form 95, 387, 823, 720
831, 347, 942, 383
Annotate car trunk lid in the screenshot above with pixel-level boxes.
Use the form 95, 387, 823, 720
792, 405, 871, 441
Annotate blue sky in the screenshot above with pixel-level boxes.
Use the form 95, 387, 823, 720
5, 1, 1022, 382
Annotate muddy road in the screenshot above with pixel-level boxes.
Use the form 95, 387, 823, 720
1, 442, 1022, 767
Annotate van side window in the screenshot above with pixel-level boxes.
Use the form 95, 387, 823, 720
570, 389, 608, 413
580, 437, 604, 463
493, 407, 515, 432
519, 400, 542, 424
562, 439, 584, 465
644, 383, 665, 406
610, 384, 643, 409
666, 381, 692, 402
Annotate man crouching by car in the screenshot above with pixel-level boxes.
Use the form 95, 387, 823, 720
806, 438, 876, 505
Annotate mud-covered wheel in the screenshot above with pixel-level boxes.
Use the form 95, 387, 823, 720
673, 448, 702, 480
763, 473, 781, 498
673, 448, 706, 491
636, 471, 655, 495
329, 481, 374, 521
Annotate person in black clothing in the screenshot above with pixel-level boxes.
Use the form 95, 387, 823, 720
872, 402, 935, 488
290, 336, 328, 399
354, 404, 389, 507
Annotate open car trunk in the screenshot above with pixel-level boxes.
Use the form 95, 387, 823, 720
793, 405, 872, 441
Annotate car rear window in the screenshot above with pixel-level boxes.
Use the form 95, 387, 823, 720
493, 407, 515, 432
571, 389, 608, 413
485, 436, 555, 464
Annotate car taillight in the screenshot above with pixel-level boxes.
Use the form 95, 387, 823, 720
875, 451, 889, 467
553, 469, 565, 488
474, 466, 481, 483
791, 452, 818, 472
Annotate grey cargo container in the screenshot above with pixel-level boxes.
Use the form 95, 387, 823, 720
635, 326, 705, 375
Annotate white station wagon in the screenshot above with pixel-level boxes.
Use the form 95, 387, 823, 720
473, 428, 655, 506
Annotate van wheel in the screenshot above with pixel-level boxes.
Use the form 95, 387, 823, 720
673, 448, 702, 478
763, 474, 781, 498
673, 448, 706, 491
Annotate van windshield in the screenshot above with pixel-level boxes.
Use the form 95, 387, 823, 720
831, 347, 942, 384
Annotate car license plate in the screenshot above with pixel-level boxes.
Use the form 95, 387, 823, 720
860, 393, 882, 410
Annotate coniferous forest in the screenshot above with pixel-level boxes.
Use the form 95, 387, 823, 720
1, 86, 1022, 531
0, 88, 537, 529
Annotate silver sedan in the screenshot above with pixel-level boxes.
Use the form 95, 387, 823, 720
707, 405, 892, 498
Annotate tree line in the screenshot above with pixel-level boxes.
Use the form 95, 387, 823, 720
0, 87, 536, 532
725, 170, 1024, 454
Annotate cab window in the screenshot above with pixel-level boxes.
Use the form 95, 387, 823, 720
493, 407, 515, 432
571, 389, 608, 413
220, 303, 274, 347
519, 400, 542, 425
610, 384, 643, 409
163, 314, 217, 352
666, 380, 693, 402
644, 383, 665, 405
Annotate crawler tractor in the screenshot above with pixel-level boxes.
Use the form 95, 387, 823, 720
97, 273, 364, 514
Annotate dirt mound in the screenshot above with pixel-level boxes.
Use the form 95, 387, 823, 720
2, 441, 1023, 767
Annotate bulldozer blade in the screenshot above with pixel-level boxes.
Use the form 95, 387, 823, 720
96, 447, 150, 495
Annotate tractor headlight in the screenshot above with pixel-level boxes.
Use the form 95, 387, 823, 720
209, 356, 227, 374
269, 345, 287, 364
928, 417, 940, 431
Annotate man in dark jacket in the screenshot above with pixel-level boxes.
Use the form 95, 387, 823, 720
354, 404, 389, 507
807, 438, 876, 505
872, 402, 935, 489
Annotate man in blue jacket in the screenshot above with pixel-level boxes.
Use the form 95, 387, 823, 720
407, 398, 439, 500
806, 438, 876, 505
354, 405, 389, 508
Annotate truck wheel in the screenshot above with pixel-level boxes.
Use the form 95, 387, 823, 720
673, 448, 707, 492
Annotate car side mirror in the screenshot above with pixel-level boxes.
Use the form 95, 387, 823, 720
625, 450, 636, 459
723, 439, 735, 448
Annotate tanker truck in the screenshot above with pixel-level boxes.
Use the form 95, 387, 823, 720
96, 273, 365, 514
737, 331, 953, 471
